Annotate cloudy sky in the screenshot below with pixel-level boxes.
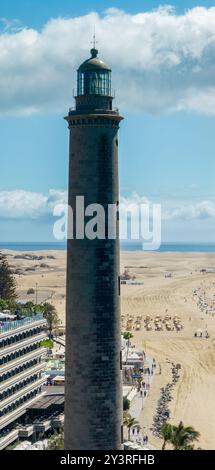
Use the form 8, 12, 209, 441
0, 0, 215, 243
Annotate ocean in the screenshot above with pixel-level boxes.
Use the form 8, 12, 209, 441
0, 241, 215, 252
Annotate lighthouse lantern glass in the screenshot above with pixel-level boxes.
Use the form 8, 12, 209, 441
77, 70, 111, 96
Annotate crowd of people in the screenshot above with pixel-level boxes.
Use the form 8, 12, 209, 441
193, 284, 215, 316
131, 426, 149, 447
151, 363, 180, 437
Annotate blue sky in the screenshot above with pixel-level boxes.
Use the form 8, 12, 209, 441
0, 1, 215, 243
2, 0, 215, 27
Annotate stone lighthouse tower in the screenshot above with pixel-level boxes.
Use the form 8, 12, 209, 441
64, 47, 123, 450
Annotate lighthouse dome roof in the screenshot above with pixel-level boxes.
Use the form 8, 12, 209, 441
78, 49, 111, 72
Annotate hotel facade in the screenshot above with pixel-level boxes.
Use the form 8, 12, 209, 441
0, 313, 47, 449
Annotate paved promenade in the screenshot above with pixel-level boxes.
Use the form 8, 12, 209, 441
127, 356, 156, 449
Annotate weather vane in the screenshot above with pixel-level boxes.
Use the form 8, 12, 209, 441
91, 28, 98, 49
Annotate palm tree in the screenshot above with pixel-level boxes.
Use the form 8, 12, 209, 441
42, 302, 60, 337
123, 331, 133, 363
123, 396, 130, 412
160, 422, 173, 450
171, 421, 200, 450
123, 412, 139, 441
182, 444, 195, 450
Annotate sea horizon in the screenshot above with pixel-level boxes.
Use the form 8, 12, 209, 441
1, 241, 215, 252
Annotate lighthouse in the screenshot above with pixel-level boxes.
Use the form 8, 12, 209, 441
64, 46, 123, 450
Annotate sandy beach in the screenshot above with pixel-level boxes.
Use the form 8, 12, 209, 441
2, 249, 215, 449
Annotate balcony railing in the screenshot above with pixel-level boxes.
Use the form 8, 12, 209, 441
68, 106, 119, 114
0, 429, 19, 451
0, 314, 45, 335
0, 362, 45, 392
0, 376, 46, 409
0, 332, 46, 359
0, 390, 45, 432
0, 348, 46, 375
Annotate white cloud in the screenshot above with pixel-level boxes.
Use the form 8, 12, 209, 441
121, 193, 215, 220
1, 189, 215, 222
0, 189, 67, 219
120, 192, 150, 206
163, 199, 215, 220
1, 7, 215, 115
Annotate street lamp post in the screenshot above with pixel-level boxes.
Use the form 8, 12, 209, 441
35, 283, 38, 305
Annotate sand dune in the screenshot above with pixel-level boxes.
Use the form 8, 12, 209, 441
121, 252, 215, 450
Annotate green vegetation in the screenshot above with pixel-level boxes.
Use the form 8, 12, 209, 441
123, 331, 133, 342
123, 396, 130, 412
0, 252, 17, 301
123, 331, 133, 364
40, 338, 54, 348
0, 298, 17, 312
160, 421, 200, 450
0, 276, 60, 344
46, 429, 64, 450
123, 412, 139, 441
42, 302, 61, 337
160, 422, 173, 450
0, 297, 44, 316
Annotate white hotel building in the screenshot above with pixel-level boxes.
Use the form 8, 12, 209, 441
0, 313, 47, 449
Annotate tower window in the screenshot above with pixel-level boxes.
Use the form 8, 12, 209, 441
118, 275, 121, 296
121, 425, 124, 444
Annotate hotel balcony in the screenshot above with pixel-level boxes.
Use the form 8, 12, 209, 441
0, 391, 45, 449
0, 313, 48, 449
0, 362, 45, 393
0, 389, 46, 432
0, 428, 19, 451
0, 347, 46, 376
0, 332, 46, 360
0, 314, 46, 339
0, 376, 46, 410
0, 324, 45, 351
